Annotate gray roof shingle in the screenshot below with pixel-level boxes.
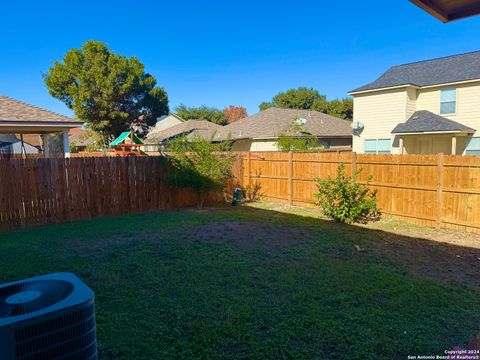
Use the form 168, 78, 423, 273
0, 95, 79, 123
351, 51, 480, 93
211, 107, 352, 141
391, 110, 475, 134
146, 120, 222, 143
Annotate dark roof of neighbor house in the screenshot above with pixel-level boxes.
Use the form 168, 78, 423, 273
146, 120, 223, 143
410, 0, 480, 22
351, 51, 480, 93
211, 107, 352, 141
0, 95, 80, 123
391, 110, 476, 134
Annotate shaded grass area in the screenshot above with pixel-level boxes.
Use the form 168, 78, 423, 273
0, 203, 479, 359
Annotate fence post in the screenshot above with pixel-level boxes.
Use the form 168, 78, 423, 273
247, 152, 252, 188
351, 152, 357, 174
436, 153, 444, 228
288, 151, 293, 206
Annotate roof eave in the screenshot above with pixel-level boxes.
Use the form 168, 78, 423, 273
410, 0, 480, 22
349, 84, 420, 96
351, 79, 480, 96
391, 130, 475, 135
0, 121, 82, 134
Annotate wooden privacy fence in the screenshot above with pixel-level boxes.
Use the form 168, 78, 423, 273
3, 152, 480, 233
242, 152, 480, 233
0, 157, 199, 231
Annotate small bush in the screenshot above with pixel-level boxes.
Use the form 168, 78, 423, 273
243, 180, 264, 201
313, 164, 380, 224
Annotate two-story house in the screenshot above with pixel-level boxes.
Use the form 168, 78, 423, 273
349, 51, 480, 156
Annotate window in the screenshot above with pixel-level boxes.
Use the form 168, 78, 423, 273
440, 88, 456, 114
364, 139, 391, 154
465, 137, 480, 156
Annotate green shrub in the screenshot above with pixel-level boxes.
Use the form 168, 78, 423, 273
313, 164, 380, 224
168, 134, 235, 208
242, 180, 264, 201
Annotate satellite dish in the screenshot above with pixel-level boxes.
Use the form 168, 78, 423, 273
351, 121, 364, 130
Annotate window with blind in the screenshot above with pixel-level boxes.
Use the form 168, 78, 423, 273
364, 139, 391, 154
440, 88, 456, 114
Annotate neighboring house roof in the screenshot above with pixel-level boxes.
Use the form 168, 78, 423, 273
0, 95, 82, 133
146, 120, 223, 143
351, 51, 480, 93
110, 131, 143, 147
69, 128, 95, 147
147, 113, 185, 138
211, 107, 352, 141
15, 134, 42, 148
391, 110, 476, 134
157, 113, 184, 122
410, 0, 480, 22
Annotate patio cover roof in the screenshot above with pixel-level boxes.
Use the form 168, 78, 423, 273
410, 0, 480, 22
0, 95, 82, 133
391, 110, 475, 135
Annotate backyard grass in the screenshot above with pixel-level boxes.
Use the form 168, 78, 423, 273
0, 202, 479, 359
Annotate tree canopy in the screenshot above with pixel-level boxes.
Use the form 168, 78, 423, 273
44, 40, 169, 143
175, 104, 227, 125
259, 87, 353, 120
223, 105, 247, 124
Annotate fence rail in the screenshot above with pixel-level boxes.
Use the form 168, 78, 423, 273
242, 152, 480, 233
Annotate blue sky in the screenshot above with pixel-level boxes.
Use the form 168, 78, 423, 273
1, 0, 480, 117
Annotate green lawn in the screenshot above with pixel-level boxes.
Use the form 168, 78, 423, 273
0, 203, 479, 359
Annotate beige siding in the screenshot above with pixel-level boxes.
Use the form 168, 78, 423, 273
353, 81, 480, 155
152, 115, 183, 132
416, 81, 480, 132
250, 140, 279, 151
352, 89, 408, 154
406, 87, 417, 119
402, 134, 467, 155
231, 139, 281, 151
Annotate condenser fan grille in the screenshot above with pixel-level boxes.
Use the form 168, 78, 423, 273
0, 280, 74, 317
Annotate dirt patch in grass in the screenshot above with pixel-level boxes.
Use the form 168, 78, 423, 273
185, 221, 312, 250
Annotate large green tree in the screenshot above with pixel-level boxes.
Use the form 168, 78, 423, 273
175, 104, 227, 125
326, 98, 353, 120
259, 87, 353, 120
260, 87, 327, 111
44, 40, 169, 143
